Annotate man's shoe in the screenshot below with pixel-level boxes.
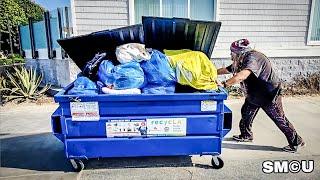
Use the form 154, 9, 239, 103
282, 141, 306, 153
232, 135, 253, 142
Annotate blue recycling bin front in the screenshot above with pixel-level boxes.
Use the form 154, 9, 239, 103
51, 16, 232, 171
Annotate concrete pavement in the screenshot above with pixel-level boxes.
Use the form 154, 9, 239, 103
0, 96, 319, 179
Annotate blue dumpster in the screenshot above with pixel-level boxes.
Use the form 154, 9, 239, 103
52, 16, 232, 171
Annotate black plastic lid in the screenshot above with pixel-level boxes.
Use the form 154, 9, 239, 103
57, 24, 144, 70
142, 16, 221, 58
58, 17, 221, 70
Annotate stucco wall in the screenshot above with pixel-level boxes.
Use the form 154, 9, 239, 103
25, 59, 81, 87
213, 56, 320, 83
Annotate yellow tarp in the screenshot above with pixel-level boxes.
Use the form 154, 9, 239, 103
164, 49, 218, 90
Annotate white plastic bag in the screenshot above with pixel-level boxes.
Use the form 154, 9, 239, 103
115, 43, 151, 64
101, 87, 141, 94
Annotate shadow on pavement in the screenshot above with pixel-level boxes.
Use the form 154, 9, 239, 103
222, 142, 283, 152
1, 133, 214, 172
223, 137, 236, 142
85, 156, 195, 170
0, 133, 74, 172
0, 133, 11, 136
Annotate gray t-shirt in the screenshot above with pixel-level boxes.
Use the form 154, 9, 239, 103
229, 50, 281, 106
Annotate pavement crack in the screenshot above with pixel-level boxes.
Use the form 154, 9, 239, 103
182, 168, 194, 180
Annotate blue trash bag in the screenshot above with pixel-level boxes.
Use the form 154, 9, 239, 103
67, 77, 98, 95
142, 84, 175, 94
140, 50, 176, 86
113, 61, 146, 90
98, 60, 115, 87
96, 81, 105, 94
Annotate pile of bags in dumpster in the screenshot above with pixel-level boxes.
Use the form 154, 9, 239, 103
68, 43, 218, 95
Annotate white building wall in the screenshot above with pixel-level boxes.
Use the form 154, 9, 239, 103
72, 0, 320, 57
214, 0, 320, 58
73, 0, 129, 35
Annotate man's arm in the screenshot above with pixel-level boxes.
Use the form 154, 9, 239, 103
223, 69, 251, 87
217, 67, 230, 75
217, 64, 234, 75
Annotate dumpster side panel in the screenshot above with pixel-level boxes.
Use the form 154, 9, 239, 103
51, 107, 65, 142
65, 136, 221, 158
63, 115, 220, 137
222, 105, 232, 137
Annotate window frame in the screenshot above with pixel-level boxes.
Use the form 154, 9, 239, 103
307, 0, 320, 45
128, 0, 217, 25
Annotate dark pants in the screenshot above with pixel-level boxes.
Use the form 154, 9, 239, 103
239, 96, 302, 146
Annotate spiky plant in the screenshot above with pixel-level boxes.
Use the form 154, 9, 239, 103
0, 66, 50, 103
0, 76, 6, 89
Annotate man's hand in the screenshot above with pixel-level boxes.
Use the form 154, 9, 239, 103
216, 80, 223, 87
217, 67, 230, 75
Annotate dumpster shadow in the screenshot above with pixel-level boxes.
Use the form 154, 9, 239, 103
223, 137, 236, 142
0, 133, 11, 136
86, 156, 217, 170
85, 156, 195, 170
222, 143, 282, 152
0, 132, 224, 172
0, 133, 74, 172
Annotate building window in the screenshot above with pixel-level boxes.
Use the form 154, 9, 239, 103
307, 0, 320, 45
133, 0, 215, 24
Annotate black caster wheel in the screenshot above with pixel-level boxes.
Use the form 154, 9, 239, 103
211, 156, 224, 169
70, 159, 85, 172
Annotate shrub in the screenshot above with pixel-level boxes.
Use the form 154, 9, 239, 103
282, 72, 320, 95
0, 54, 25, 65
0, 66, 50, 103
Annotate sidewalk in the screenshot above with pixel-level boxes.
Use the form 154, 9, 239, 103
0, 96, 319, 179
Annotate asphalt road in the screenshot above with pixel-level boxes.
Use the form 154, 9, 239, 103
0, 96, 319, 180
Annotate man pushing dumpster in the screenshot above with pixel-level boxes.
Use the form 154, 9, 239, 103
217, 39, 305, 153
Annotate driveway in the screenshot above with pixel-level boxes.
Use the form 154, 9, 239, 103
0, 96, 319, 179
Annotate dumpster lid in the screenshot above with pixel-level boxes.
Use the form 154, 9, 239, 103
58, 17, 221, 71
142, 16, 221, 58
57, 24, 144, 70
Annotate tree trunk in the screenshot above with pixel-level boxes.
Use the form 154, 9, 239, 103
0, 32, 2, 52
8, 24, 13, 56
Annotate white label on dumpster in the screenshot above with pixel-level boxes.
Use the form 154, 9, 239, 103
201, 100, 217, 111
106, 120, 147, 137
70, 102, 100, 121
146, 118, 187, 136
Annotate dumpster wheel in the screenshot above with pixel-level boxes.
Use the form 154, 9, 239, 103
70, 159, 85, 172
211, 156, 224, 169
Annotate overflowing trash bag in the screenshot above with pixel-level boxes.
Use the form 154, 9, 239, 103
116, 43, 151, 64
113, 62, 146, 90
96, 80, 105, 94
98, 60, 146, 90
140, 50, 176, 94
142, 84, 176, 94
67, 77, 98, 95
140, 50, 176, 85
165, 49, 218, 90
97, 60, 115, 87
83, 53, 107, 80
